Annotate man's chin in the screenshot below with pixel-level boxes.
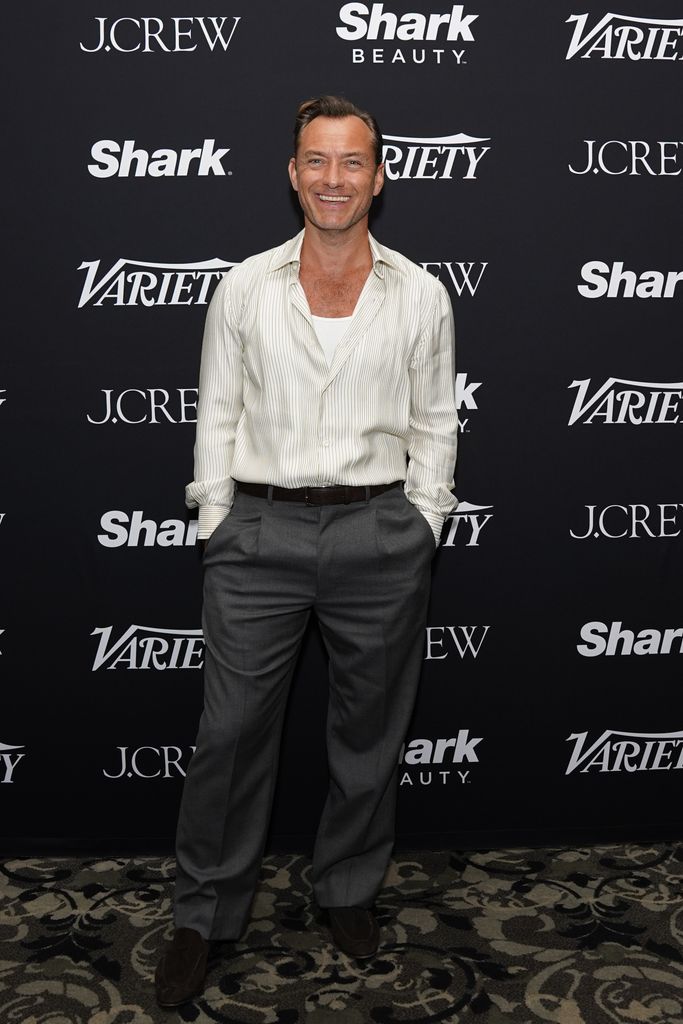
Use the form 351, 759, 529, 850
303, 209, 370, 235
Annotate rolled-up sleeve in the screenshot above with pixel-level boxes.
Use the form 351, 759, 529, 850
405, 280, 458, 545
185, 272, 243, 539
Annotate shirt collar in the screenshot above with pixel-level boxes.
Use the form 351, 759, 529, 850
267, 229, 403, 279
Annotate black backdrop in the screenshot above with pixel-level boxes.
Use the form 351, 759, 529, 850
3, 1, 682, 852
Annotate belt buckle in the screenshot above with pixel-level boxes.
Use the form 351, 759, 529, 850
304, 487, 313, 506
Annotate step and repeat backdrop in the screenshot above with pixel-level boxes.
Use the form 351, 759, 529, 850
3, 1, 682, 851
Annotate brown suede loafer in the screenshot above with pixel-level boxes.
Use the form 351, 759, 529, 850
155, 927, 209, 1008
327, 906, 380, 960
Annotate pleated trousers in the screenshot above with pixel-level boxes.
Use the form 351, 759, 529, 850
173, 482, 436, 941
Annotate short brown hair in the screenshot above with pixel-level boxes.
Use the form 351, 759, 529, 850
293, 95, 383, 167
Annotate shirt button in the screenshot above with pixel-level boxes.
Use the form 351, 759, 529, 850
321, 439, 331, 447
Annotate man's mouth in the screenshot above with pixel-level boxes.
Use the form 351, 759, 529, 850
317, 194, 350, 203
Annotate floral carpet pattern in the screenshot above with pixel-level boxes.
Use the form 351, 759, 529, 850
1, 842, 682, 1023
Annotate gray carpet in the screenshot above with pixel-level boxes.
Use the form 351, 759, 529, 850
1, 842, 682, 1022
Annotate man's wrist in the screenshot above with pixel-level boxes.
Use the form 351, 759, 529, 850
197, 505, 230, 540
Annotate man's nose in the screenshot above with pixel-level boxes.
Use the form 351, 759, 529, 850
323, 161, 343, 187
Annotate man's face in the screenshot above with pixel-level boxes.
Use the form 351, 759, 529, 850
288, 115, 384, 236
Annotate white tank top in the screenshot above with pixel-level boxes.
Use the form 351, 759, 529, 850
311, 314, 354, 366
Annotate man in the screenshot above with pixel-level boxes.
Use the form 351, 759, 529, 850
155, 95, 457, 1008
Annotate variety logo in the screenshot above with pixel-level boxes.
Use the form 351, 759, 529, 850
565, 13, 683, 60
425, 625, 490, 659
91, 625, 204, 671
441, 501, 493, 547
89, 139, 231, 178
399, 730, 482, 786
566, 729, 683, 774
87, 388, 198, 425
422, 261, 488, 296
577, 621, 683, 656
569, 140, 683, 176
570, 504, 683, 540
0, 390, 6, 408
80, 16, 241, 53
337, 2, 478, 64
382, 132, 490, 179
103, 745, 196, 779
98, 511, 198, 548
568, 379, 683, 425
77, 257, 235, 308
578, 261, 683, 299
1, 741, 26, 784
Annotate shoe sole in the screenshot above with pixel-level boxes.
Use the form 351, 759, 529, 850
155, 978, 206, 1009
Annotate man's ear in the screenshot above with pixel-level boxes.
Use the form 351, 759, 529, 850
288, 156, 299, 192
373, 162, 385, 197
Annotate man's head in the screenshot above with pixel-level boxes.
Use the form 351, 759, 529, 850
289, 95, 385, 236
293, 95, 383, 168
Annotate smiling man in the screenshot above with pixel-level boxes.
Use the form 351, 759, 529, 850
155, 95, 458, 1008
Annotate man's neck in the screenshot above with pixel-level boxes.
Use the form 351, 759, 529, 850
300, 222, 372, 276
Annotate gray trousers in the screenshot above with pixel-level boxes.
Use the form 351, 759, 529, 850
173, 483, 435, 941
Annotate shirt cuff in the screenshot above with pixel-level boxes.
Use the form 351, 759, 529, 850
416, 507, 444, 547
197, 504, 230, 540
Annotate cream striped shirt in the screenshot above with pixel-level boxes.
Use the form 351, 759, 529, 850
186, 230, 458, 543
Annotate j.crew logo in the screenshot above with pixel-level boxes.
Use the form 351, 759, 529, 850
103, 745, 196, 779
80, 16, 241, 53
570, 504, 683, 540
569, 140, 683, 177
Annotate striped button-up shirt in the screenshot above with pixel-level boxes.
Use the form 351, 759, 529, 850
186, 230, 458, 542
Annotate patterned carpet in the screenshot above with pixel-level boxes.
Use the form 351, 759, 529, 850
1, 842, 682, 1023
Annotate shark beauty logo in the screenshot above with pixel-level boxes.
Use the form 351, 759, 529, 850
382, 132, 490, 179
399, 730, 483, 787
77, 258, 236, 307
337, 3, 478, 65
566, 13, 683, 60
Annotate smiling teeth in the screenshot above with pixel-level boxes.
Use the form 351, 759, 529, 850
319, 195, 349, 202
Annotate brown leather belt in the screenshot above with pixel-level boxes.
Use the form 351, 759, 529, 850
235, 480, 403, 505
